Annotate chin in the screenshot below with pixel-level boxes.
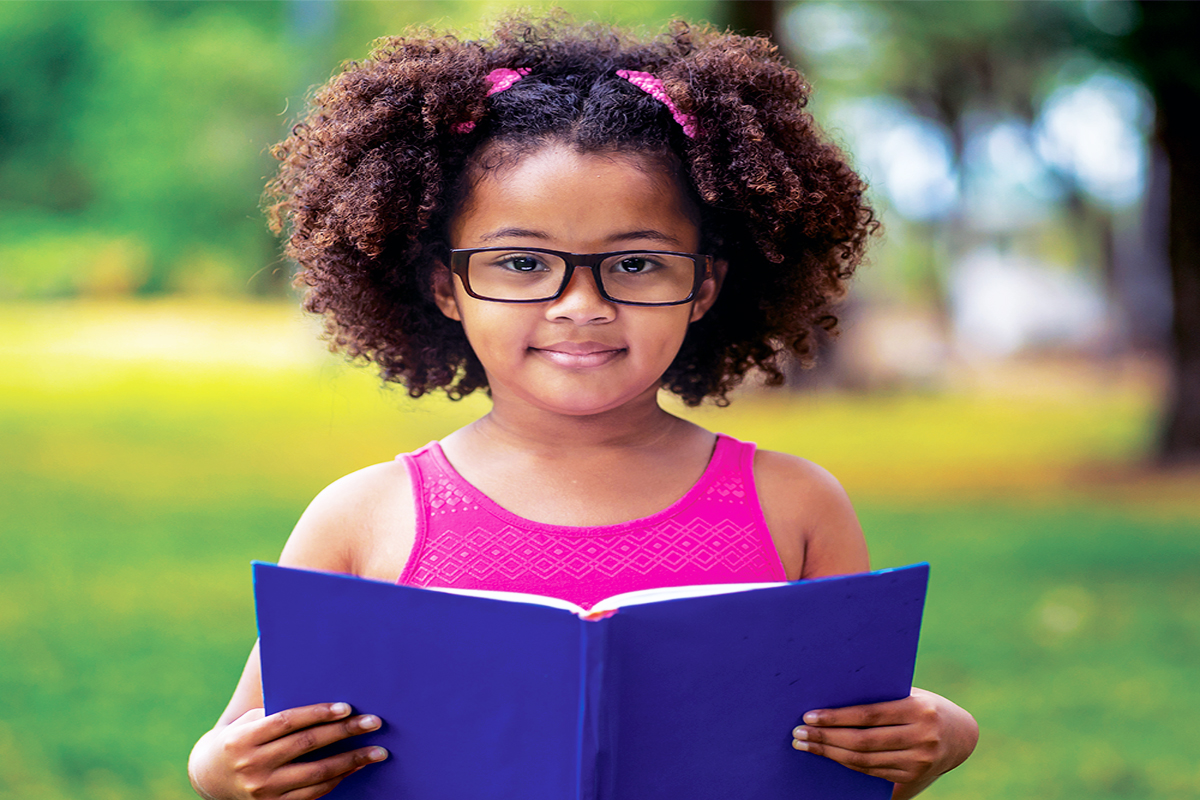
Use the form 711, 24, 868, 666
527, 386, 655, 417
538, 397, 632, 417
491, 370, 665, 418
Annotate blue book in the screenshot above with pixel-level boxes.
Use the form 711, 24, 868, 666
254, 561, 929, 800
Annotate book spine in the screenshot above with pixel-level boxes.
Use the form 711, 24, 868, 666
576, 618, 610, 800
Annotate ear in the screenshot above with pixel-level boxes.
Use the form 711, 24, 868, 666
431, 264, 463, 322
689, 258, 727, 322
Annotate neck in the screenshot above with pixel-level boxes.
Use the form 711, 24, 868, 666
463, 389, 687, 456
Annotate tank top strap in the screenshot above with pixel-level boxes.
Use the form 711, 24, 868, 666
395, 443, 440, 586
705, 432, 757, 489
693, 434, 773, 540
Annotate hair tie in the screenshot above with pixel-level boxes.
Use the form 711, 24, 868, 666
452, 67, 531, 133
615, 70, 697, 139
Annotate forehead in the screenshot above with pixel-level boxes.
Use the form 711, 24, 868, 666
450, 143, 701, 251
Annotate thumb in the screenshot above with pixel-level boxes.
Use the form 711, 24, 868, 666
230, 707, 266, 727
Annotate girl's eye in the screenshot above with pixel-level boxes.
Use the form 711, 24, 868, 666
496, 255, 548, 272
613, 256, 659, 274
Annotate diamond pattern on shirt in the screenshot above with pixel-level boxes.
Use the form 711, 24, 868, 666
410, 517, 772, 586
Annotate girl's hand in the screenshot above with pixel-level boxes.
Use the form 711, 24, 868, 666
790, 687, 978, 799
189, 702, 388, 800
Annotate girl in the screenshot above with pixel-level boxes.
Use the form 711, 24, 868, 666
189, 16, 978, 800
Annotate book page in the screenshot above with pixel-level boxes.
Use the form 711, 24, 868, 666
426, 586, 588, 615
426, 581, 788, 617
588, 582, 786, 613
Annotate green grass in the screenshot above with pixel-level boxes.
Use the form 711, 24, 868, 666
1, 299, 1197, 799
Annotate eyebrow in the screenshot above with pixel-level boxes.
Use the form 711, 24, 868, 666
477, 227, 552, 243
477, 227, 685, 247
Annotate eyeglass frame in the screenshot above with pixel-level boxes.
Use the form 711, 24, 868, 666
447, 247, 714, 307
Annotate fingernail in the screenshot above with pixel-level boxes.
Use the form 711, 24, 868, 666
792, 739, 809, 751
369, 747, 388, 761
359, 715, 381, 731
331, 703, 351, 716
792, 727, 808, 740
803, 711, 821, 725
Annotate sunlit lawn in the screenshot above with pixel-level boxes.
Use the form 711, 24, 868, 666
1, 300, 1197, 799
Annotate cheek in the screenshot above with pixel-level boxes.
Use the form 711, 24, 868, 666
641, 311, 694, 360
457, 304, 532, 352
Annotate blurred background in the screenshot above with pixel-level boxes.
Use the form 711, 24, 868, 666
1, 1, 1197, 799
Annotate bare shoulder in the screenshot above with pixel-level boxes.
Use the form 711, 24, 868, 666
752, 448, 870, 580
279, 458, 416, 583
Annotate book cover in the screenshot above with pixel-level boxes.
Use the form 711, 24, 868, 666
254, 562, 929, 800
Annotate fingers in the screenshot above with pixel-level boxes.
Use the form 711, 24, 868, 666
791, 737, 928, 784
792, 720, 920, 754
261, 712, 384, 765
199, 702, 389, 800
800, 693, 932, 729
249, 703, 355, 747
790, 691, 948, 786
275, 746, 390, 800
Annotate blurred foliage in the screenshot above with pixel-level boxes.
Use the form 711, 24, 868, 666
774, 0, 1200, 462
780, 1, 1151, 251
0, 2, 294, 295
1, 299, 1197, 799
788, 0, 1075, 111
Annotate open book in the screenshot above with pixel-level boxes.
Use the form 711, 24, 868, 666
254, 561, 929, 800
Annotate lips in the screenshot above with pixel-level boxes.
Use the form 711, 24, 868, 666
531, 341, 626, 368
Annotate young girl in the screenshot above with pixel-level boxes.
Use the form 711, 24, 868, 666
189, 16, 977, 800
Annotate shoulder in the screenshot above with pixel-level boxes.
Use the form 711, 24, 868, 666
751, 447, 870, 580
278, 458, 416, 583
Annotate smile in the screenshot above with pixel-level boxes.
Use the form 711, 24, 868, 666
531, 343, 626, 368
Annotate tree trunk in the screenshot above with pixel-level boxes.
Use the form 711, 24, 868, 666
720, 0, 778, 38
1156, 84, 1200, 464
1132, 1, 1200, 464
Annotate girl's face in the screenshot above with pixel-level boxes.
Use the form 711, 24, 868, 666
435, 144, 722, 418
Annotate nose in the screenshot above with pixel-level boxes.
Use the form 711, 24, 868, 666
546, 266, 616, 323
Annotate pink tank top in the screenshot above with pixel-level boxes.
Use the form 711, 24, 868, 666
396, 434, 787, 609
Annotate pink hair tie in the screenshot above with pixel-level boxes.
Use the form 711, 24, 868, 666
615, 69, 697, 139
484, 67, 530, 96
452, 67, 531, 133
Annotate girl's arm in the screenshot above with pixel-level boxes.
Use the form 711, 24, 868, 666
755, 450, 979, 799
188, 461, 415, 800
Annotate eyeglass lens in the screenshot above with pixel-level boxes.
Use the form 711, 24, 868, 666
465, 251, 696, 303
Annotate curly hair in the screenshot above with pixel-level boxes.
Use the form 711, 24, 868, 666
266, 14, 876, 406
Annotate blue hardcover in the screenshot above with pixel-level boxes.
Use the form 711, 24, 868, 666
254, 562, 929, 800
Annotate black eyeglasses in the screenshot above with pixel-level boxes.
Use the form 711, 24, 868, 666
448, 247, 713, 306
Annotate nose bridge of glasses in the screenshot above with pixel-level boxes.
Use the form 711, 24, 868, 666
557, 260, 610, 303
